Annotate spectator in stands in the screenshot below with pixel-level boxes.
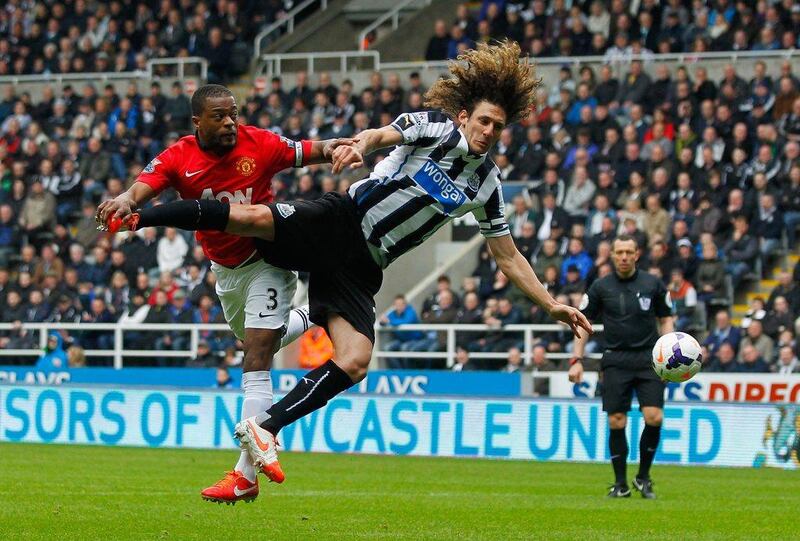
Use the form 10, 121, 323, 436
669, 268, 698, 331
763, 296, 795, 340
704, 310, 741, 356
706, 341, 739, 372
560, 237, 592, 284
157, 227, 189, 274
187, 340, 217, 368
216, 366, 234, 389
35, 332, 68, 370
723, 214, 759, 287
695, 242, 726, 304
298, 327, 333, 370
380, 295, 423, 370
507, 195, 536, 238
425, 20, 450, 61
451, 346, 475, 372
18, 179, 56, 247
767, 272, 800, 314
502, 347, 524, 373
738, 343, 771, 372
775, 345, 800, 374
738, 320, 774, 364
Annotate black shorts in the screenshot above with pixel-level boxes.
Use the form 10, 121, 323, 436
601, 366, 665, 414
254, 193, 383, 343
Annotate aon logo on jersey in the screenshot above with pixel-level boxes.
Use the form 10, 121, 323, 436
200, 187, 253, 204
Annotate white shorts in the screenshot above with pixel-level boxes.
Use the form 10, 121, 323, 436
211, 257, 298, 341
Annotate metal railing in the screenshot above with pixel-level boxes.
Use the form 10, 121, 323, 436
1, 321, 603, 370
374, 323, 604, 368
257, 50, 380, 77
253, 0, 330, 60
0, 57, 208, 85
357, 0, 433, 51
251, 47, 800, 80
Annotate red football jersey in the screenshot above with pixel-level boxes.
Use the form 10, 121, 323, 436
137, 124, 312, 267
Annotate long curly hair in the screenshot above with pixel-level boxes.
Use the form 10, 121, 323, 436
423, 40, 540, 124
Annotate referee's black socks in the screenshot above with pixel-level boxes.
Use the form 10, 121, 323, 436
136, 199, 230, 231
255, 360, 355, 435
609, 428, 628, 485
637, 424, 661, 480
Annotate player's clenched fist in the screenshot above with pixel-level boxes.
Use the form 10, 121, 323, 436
96, 194, 137, 226
331, 142, 365, 174
567, 361, 584, 383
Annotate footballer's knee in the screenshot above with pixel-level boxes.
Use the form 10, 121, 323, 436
228, 204, 275, 240
242, 328, 281, 372
608, 413, 627, 429
642, 407, 663, 427
335, 349, 371, 383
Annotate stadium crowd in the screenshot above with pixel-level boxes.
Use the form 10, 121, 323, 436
426, 0, 800, 61
1, 1, 799, 377
0, 0, 296, 82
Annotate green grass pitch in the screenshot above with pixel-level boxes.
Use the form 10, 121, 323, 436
0, 443, 797, 540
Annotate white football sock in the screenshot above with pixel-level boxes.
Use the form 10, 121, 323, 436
235, 370, 273, 482
279, 305, 315, 349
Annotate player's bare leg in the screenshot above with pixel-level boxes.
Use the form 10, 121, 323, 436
607, 412, 631, 498
633, 406, 662, 499
236, 315, 371, 482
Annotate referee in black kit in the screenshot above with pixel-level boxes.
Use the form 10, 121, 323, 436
568, 235, 674, 498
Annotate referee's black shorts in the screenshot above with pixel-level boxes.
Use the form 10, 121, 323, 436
601, 351, 665, 413
255, 193, 383, 343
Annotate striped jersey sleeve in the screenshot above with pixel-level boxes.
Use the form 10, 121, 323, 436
472, 171, 510, 238
390, 111, 452, 146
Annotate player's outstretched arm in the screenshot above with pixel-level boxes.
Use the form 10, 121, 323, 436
486, 234, 593, 338
303, 138, 357, 166
96, 181, 157, 226
331, 126, 403, 174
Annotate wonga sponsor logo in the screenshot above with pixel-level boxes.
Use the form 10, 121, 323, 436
412, 160, 467, 214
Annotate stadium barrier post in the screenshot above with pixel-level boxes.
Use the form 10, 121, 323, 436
523, 328, 533, 367
446, 328, 456, 368
114, 327, 123, 369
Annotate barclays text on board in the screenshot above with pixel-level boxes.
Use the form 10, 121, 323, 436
1, 384, 796, 469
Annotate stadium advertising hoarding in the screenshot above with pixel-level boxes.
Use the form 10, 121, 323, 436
0, 366, 520, 396
1, 384, 796, 469
547, 373, 800, 403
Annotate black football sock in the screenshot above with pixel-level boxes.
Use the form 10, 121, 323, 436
136, 199, 229, 231
255, 360, 354, 435
637, 424, 661, 480
609, 428, 628, 485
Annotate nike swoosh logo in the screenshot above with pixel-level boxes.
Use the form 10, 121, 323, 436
248, 420, 270, 452
259, 312, 269, 318
302, 377, 315, 385
184, 169, 203, 177
233, 485, 257, 497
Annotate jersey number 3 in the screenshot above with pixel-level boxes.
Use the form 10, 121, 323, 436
265, 288, 277, 311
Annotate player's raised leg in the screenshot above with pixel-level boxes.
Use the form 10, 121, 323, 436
236, 314, 371, 479
102, 197, 274, 239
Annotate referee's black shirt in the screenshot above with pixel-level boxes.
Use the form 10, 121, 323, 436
580, 269, 673, 369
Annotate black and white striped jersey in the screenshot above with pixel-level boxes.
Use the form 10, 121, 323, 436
348, 111, 509, 268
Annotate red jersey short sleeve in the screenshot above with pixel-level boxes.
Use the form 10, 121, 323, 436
138, 145, 179, 193
258, 129, 313, 170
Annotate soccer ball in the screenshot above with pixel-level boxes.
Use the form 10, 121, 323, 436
651, 332, 703, 383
